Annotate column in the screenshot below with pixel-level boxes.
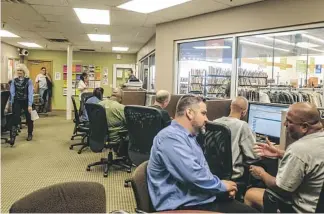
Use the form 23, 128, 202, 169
230, 36, 238, 99
66, 45, 73, 120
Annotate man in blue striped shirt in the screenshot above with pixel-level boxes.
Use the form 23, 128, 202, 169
147, 95, 257, 212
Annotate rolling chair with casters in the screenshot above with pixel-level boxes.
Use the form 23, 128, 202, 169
1, 91, 15, 146
69, 96, 90, 154
85, 103, 131, 177
9, 182, 106, 213
200, 121, 260, 201
123, 106, 164, 187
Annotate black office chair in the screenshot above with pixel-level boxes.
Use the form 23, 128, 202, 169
69, 96, 89, 154
201, 121, 258, 200
85, 103, 131, 177
124, 105, 164, 187
263, 180, 324, 213
79, 92, 93, 117
1, 91, 15, 146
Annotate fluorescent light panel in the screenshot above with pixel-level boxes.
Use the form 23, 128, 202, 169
0, 30, 20, 38
88, 34, 111, 42
302, 34, 324, 44
117, 0, 191, 13
193, 46, 231, 49
112, 47, 129, 51
74, 8, 110, 25
240, 40, 290, 52
18, 42, 42, 48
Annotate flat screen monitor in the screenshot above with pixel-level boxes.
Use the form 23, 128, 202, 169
248, 103, 288, 143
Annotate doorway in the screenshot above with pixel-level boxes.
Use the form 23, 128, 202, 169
27, 60, 53, 111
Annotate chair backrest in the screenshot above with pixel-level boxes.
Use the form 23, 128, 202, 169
125, 106, 163, 166
85, 103, 108, 153
316, 182, 324, 212
131, 161, 154, 213
202, 121, 233, 179
1, 91, 10, 118
9, 182, 106, 213
71, 96, 81, 125
79, 92, 93, 115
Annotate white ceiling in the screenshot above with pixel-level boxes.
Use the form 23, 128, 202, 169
1, 0, 263, 53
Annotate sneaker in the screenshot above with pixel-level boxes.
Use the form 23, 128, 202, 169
27, 134, 33, 141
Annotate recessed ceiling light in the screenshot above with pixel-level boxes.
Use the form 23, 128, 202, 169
112, 47, 129, 52
18, 42, 42, 48
302, 34, 324, 44
88, 34, 111, 42
117, 0, 192, 13
74, 8, 110, 25
193, 46, 231, 49
0, 30, 20, 38
240, 40, 290, 52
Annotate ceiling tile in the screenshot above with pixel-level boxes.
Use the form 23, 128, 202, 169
213, 0, 263, 6
67, 0, 129, 7
1, 2, 45, 21
38, 32, 66, 39
43, 14, 79, 22
110, 9, 147, 26
25, 0, 69, 6
31, 5, 73, 16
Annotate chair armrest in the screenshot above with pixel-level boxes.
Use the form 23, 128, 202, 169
265, 189, 293, 205
240, 159, 262, 168
135, 208, 148, 213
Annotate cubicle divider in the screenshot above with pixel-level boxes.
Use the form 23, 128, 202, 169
165, 95, 183, 118
206, 99, 232, 121
121, 91, 147, 106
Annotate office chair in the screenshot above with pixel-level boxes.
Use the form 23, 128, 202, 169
79, 92, 93, 116
69, 96, 89, 154
9, 182, 106, 213
201, 121, 258, 201
33, 89, 49, 114
1, 91, 15, 146
124, 106, 164, 187
85, 103, 131, 177
130, 161, 155, 213
263, 180, 324, 213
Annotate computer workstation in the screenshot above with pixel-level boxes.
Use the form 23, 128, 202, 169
247, 103, 289, 144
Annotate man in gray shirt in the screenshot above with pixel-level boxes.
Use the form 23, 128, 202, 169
245, 102, 324, 213
213, 96, 258, 179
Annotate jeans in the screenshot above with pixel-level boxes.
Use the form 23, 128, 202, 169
39, 88, 48, 105
13, 100, 33, 134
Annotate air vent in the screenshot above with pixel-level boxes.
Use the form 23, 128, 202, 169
47, 38, 70, 43
79, 49, 95, 52
3, 0, 27, 3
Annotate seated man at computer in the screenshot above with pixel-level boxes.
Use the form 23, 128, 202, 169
244, 102, 324, 213
150, 90, 172, 127
213, 96, 258, 180
80, 87, 104, 124
147, 95, 257, 213
99, 88, 127, 144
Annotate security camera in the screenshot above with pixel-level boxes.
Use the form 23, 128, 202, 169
18, 48, 29, 56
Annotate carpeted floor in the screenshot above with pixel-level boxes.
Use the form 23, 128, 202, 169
1, 112, 136, 213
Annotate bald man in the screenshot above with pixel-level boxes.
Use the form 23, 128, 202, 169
99, 88, 127, 143
150, 90, 172, 127
213, 96, 258, 179
245, 102, 324, 213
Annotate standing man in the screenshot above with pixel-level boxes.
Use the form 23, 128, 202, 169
150, 90, 172, 127
128, 69, 138, 81
245, 102, 324, 213
35, 67, 52, 112
10, 64, 34, 142
147, 95, 257, 213
213, 96, 258, 180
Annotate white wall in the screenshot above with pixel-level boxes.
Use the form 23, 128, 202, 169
1, 42, 20, 83
136, 35, 156, 62
155, 0, 324, 93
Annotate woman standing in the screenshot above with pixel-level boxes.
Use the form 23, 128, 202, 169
77, 72, 89, 99
10, 64, 34, 141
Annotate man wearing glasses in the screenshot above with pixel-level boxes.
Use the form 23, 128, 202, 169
244, 102, 324, 213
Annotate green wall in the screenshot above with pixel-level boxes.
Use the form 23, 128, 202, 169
27, 50, 136, 110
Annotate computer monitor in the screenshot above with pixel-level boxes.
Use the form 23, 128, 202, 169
248, 103, 289, 144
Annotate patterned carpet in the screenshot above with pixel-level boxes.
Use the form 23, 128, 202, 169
1, 112, 136, 213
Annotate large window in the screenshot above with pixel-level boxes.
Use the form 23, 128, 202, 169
178, 38, 233, 99
176, 27, 324, 107
139, 52, 155, 92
